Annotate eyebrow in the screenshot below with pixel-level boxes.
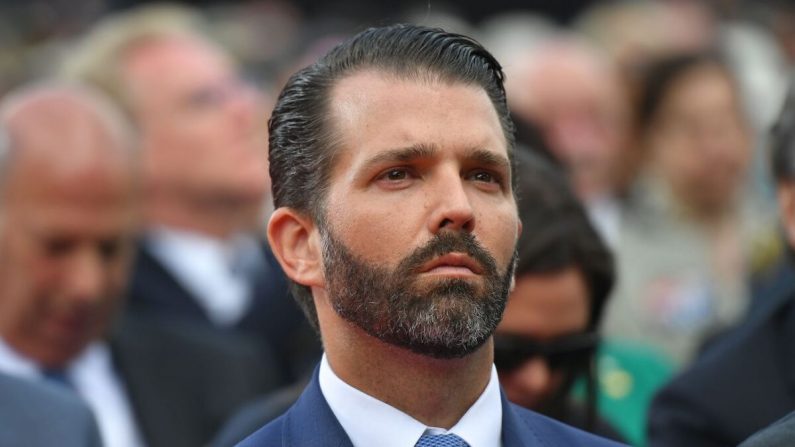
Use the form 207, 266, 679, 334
463, 148, 511, 175
359, 143, 438, 171
355, 143, 511, 182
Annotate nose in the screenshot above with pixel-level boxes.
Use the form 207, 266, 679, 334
516, 357, 554, 398
226, 81, 263, 137
64, 248, 106, 305
427, 171, 475, 234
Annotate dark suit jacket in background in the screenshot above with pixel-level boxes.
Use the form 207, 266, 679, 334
647, 263, 795, 447
110, 315, 283, 447
127, 239, 322, 383
0, 372, 102, 447
740, 410, 795, 447
237, 367, 626, 447
212, 380, 306, 446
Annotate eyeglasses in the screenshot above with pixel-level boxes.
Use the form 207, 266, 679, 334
493, 332, 599, 372
183, 77, 255, 111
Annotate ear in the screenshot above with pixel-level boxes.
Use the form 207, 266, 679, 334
778, 181, 795, 249
267, 207, 324, 289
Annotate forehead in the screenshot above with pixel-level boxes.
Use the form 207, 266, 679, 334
5, 95, 124, 156
661, 64, 736, 112
498, 268, 590, 339
326, 70, 509, 172
4, 149, 136, 231
121, 36, 234, 107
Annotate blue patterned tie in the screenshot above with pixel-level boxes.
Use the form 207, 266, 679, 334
414, 433, 470, 447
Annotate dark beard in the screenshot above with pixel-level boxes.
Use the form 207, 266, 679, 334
321, 228, 516, 359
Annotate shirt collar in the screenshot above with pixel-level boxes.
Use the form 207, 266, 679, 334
319, 353, 502, 447
0, 336, 101, 382
0, 336, 40, 379
145, 227, 258, 325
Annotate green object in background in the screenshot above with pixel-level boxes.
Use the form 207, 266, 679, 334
592, 339, 676, 447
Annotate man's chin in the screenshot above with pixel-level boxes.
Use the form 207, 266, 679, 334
373, 323, 493, 360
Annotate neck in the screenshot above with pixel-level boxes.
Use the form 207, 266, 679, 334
317, 295, 493, 429
144, 190, 264, 238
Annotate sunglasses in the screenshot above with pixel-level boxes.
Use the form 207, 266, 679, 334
493, 332, 599, 372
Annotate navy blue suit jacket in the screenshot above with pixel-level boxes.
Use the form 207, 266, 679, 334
647, 262, 795, 447
238, 367, 625, 446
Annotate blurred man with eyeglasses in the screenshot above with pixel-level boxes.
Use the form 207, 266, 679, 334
61, 4, 320, 384
494, 148, 621, 440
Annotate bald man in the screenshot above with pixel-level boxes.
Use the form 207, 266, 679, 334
0, 84, 276, 447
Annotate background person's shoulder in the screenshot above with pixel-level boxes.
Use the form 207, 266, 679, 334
0, 373, 102, 447
507, 402, 628, 446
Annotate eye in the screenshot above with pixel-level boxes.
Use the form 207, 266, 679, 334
472, 171, 496, 183
98, 239, 122, 261
374, 167, 417, 189
44, 238, 75, 258
383, 168, 409, 181
467, 170, 504, 191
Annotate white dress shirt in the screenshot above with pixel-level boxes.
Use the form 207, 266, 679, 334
0, 338, 146, 447
146, 227, 262, 326
586, 195, 621, 250
319, 354, 503, 447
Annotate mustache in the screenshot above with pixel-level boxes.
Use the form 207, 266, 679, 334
397, 231, 499, 278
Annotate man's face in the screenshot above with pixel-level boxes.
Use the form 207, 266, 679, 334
495, 268, 590, 409
123, 36, 269, 209
0, 151, 137, 368
511, 50, 629, 200
318, 71, 520, 358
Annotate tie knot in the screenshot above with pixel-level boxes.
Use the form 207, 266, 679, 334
414, 433, 470, 447
41, 368, 73, 389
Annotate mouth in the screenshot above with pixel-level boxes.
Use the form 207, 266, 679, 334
48, 311, 92, 337
417, 252, 484, 277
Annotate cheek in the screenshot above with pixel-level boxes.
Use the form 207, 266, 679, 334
0, 268, 53, 334
107, 259, 132, 296
477, 207, 518, 259
329, 196, 426, 261
497, 370, 523, 399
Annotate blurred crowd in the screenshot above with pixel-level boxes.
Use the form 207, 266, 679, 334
1, 0, 795, 446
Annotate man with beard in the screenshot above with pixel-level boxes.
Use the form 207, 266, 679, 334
239, 24, 623, 447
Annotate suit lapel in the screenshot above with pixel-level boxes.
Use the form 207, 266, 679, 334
108, 325, 168, 447
501, 392, 541, 447
282, 369, 353, 447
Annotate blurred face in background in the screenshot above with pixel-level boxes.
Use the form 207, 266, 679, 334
645, 62, 751, 217
0, 97, 138, 368
495, 267, 591, 410
122, 35, 268, 216
510, 44, 630, 201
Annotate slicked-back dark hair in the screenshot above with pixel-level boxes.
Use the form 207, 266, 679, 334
268, 24, 516, 329
514, 148, 615, 330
